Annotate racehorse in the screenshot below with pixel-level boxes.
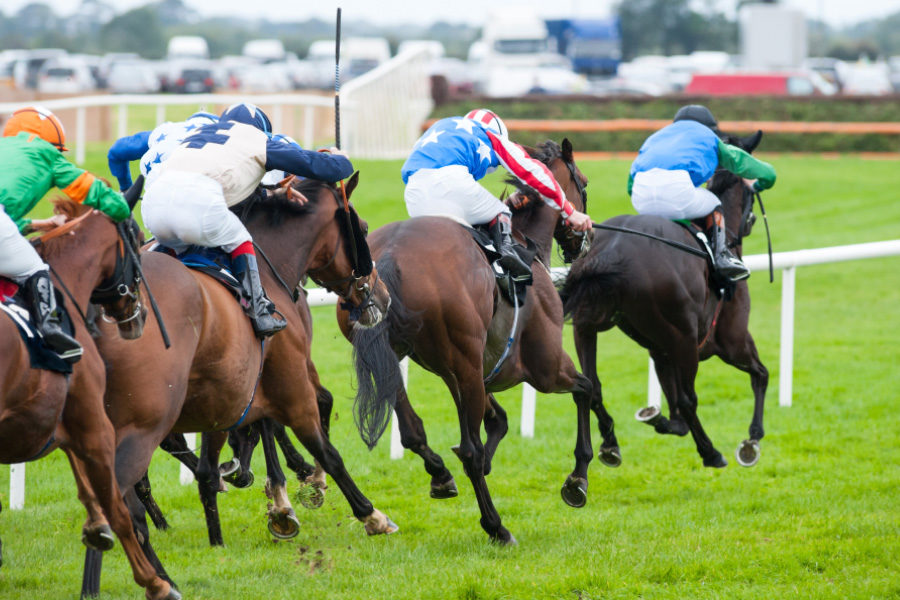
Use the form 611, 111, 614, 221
339, 139, 594, 545
80, 174, 396, 595
560, 130, 769, 470
0, 197, 179, 599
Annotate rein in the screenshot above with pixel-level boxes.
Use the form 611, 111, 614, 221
592, 223, 709, 258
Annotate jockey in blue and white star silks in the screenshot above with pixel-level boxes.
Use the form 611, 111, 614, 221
401, 108, 591, 278
106, 111, 219, 191
141, 102, 353, 338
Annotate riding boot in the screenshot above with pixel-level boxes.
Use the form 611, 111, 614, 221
23, 270, 83, 362
707, 209, 750, 282
488, 214, 531, 279
231, 253, 287, 338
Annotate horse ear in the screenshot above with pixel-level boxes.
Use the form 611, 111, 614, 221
561, 138, 573, 162
344, 171, 360, 199
744, 130, 763, 153
123, 175, 145, 212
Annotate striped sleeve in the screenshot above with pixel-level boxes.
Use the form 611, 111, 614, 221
485, 131, 572, 216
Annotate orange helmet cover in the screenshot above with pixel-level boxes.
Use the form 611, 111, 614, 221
3, 106, 68, 151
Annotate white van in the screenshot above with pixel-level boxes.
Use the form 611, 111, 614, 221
167, 36, 209, 61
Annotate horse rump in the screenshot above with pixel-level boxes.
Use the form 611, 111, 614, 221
559, 251, 626, 325
350, 252, 418, 449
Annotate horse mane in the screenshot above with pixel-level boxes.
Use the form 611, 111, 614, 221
231, 179, 329, 225
51, 194, 92, 219
504, 140, 562, 215
707, 169, 739, 197
36, 195, 93, 259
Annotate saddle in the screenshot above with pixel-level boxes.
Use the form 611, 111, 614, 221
673, 220, 737, 301
464, 225, 537, 308
153, 244, 245, 303
0, 278, 75, 374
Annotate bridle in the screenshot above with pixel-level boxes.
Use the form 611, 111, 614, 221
559, 155, 591, 263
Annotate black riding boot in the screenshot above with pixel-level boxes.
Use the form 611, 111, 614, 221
23, 270, 83, 362
488, 214, 531, 279
231, 253, 287, 338
708, 209, 750, 282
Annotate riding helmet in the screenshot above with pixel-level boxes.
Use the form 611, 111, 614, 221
3, 106, 68, 151
219, 102, 272, 133
673, 105, 718, 131
465, 108, 508, 138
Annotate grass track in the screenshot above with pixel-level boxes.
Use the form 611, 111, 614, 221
1, 149, 898, 599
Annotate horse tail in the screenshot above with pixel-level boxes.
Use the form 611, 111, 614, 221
350, 252, 420, 450
559, 251, 625, 324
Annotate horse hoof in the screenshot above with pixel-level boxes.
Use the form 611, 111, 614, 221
363, 510, 399, 535
736, 439, 761, 467
703, 452, 728, 468
267, 508, 301, 540
218, 457, 240, 478
226, 469, 254, 489
430, 477, 458, 499
635, 406, 662, 426
560, 476, 588, 508
490, 530, 517, 546
599, 446, 622, 468
82, 524, 115, 552
295, 482, 326, 509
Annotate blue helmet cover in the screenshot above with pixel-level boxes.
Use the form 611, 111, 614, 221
219, 102, 272, 133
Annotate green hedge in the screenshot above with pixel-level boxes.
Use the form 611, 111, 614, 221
431, 96, 900, 152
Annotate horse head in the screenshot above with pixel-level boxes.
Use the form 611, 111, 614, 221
37, 196, 147, 340
708, 130, 764, 251
513, 138, 591, 264
249, 173, 390, 328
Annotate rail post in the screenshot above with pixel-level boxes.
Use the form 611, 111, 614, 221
779, 266, 797, 407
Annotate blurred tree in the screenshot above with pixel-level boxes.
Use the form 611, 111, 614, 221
99, 6, 166, 58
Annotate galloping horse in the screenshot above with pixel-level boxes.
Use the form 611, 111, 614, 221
0, 198, 179, 599
81, 174, 396, 595
339, 140, 594, 545
560, 130, 769, 469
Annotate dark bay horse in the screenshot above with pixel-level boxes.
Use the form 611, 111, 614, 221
338, 139, 594, 545
0, 199, 179, 599
81, 174, 396, 595
560, 131, 769, 470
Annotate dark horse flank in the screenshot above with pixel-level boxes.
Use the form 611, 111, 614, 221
341, 139, 596, 545
560, 130, 769, 471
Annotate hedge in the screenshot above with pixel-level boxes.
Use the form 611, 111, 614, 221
431, 95, 900, 152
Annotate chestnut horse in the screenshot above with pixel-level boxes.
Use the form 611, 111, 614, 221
560, 131, 769, 470
0, 198, 180, 599
80, 175, 396, 595
339, 140, 594, 545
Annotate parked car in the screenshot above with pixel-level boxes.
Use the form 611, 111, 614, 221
107, 60, 162, 94
37, 58, 96, 94
164, 61, 215, 94
683, 71, 836, 96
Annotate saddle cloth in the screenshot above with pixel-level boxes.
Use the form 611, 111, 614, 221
0, 279, 74, 374
464, 225, 537, 308
154, 244, 245, 303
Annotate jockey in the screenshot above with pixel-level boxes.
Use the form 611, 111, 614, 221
401, 108, 592, 279
0, 106, 130, 361
628, 104, 776, 282
106, 111, 219, 190
141, 102, 353, 338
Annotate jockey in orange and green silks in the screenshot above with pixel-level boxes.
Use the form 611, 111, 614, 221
0, 106, 130, 362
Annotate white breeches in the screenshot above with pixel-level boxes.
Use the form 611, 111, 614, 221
631, 168, 721, 220
0, 205, 46, 281
404, 165, 510, 226
141, 171, 251, 255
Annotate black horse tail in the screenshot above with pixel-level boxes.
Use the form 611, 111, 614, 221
350, 252, 420, 450
559, 251, 625, 325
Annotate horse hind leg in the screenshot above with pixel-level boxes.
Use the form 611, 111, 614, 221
394, 387, 457, 499
574, 325, 620, 467
135, 472, 170, 531
256, 419, 301, 538
197, 432, 227, 546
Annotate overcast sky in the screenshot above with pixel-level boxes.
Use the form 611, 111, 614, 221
3, 0, 899, 27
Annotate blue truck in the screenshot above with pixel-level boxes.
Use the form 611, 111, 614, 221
544, 18, 621, 76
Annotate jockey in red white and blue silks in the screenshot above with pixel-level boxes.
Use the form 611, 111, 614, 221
401, 108, 591, 278
141, 102, 353, 337
106, 111, 220, 191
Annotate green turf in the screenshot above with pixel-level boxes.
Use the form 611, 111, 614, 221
1, 150, 898, 599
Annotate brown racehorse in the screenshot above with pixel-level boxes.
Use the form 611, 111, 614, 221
0, 198, 180, 599
80, 174, 396, 595
338, 140, 594, 545
560, 131, 769, 470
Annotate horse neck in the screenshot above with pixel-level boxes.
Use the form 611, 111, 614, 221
245, 211, 322, 292
510, 203, 557, 265
720, 183, 745, 256
41, 216, 114, 303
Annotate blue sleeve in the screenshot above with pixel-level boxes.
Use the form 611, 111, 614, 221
107, 131, 151, 190
264, 140, 354, 183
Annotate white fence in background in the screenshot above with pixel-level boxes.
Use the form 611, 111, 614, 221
0, 48, 432, 162
8, 240, 900, 506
